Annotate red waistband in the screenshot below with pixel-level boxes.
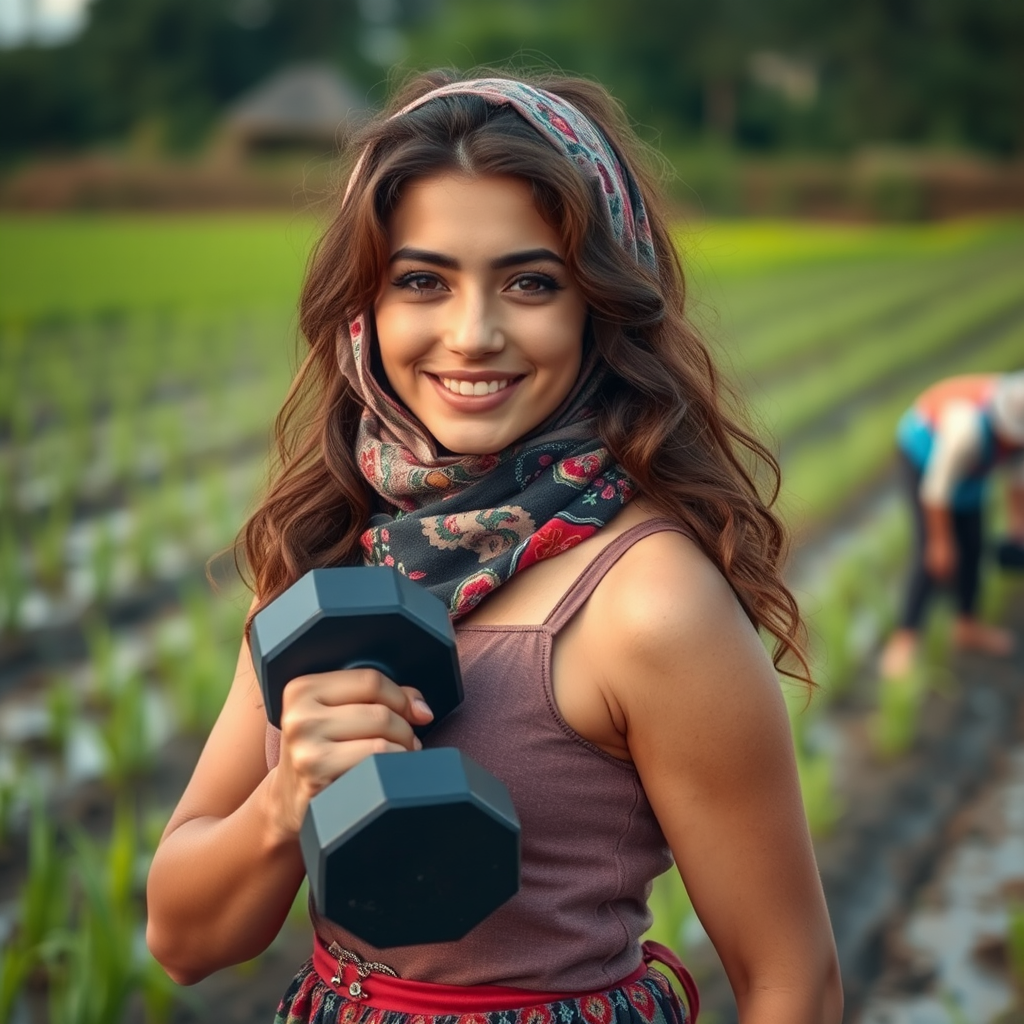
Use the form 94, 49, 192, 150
312, 936, 699, 1019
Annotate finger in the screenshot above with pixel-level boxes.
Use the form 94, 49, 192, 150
400, 686, 435, 725
299, 739, 413, 793
315, 702, 422, 750
288, 668, 413, 719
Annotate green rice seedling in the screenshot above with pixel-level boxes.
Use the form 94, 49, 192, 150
4, 789, 69, 1010
90, 517, 120, 605
45, 804, 142, 1024
45, 674, 79, 754
201, 465, 238, 550
98, 669, 156, 788
109, 404, 140, 490
84, 618, 119, 710
794, 743, 843, 837
33, 491, 74, 593
0, 764, 16, 849
0, 934, 34, 1024
0, 513, 27, 634
869, 663, 928, 759
922, 603, 954, 672
168, 586, 234, 736
129, 487, 164, 585
1008, 902, 1024, 996
153, 404, 187, 478
806, 600, 855, 699
156, 464, 194, 549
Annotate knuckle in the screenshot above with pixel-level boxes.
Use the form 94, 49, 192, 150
360, 668, 387, 698
365, 702, 392, 730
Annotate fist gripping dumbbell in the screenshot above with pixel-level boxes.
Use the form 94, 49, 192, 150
250, 567, 520, 948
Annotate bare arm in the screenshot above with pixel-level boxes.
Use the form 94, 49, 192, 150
1007, 464, 1024, 540
591, 534, 843, 1023
146, 636, 433, 984
920, 402, 983, 578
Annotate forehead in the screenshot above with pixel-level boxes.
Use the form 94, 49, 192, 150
385, 173, 563, 255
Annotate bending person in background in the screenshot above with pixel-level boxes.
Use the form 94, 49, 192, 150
880, 371, 1024, 679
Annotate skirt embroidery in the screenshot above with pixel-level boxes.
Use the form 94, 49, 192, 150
273, 958, 688, 1024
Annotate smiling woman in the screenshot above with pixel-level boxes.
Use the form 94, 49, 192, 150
145, 70, 843, 1024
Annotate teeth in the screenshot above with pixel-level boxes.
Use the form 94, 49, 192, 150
441, 378, 510, 396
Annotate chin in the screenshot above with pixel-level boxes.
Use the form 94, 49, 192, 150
435, 437, 503, 457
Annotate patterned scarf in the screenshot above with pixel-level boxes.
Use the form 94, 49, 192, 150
338, 79, 656, 619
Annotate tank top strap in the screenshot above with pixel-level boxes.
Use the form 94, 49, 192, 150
542, 517, 695, 634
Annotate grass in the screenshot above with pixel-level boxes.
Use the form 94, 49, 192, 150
0, 214, 317, 318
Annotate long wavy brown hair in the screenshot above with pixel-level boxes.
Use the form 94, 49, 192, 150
240, 67, 810, 683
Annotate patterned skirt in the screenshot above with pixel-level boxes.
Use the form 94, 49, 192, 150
273, 957, 689, 1024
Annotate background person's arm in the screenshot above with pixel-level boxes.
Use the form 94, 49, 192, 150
920, 401, 984, 578
1006, 460, 1024, 540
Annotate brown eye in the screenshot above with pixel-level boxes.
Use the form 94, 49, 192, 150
394, 272, 446, 294
508, 273, 561, 294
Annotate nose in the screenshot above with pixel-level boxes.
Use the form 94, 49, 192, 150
443, 289, 505, 358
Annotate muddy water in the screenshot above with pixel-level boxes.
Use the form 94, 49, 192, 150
858, 742, 1024, 1023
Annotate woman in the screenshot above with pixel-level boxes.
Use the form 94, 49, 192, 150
879, 371, 1024, 679
146, 71, 842, 1023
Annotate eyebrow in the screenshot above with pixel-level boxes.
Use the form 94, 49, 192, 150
388, 247, 565, 270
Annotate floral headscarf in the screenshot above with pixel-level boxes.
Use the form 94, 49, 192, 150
339, 79, 654, 618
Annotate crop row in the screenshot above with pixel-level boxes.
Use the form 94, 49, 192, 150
712, 233, 1024, 381
757, 264, 1024, 444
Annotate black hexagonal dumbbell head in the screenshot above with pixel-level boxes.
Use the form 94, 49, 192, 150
302, 746, 520, 948
249, 566, 521, 947
250, 566, 464, 731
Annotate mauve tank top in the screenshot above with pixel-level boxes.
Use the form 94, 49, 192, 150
266, 519, 682, 990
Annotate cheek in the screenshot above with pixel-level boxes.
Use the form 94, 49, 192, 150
374, 306, 426, 378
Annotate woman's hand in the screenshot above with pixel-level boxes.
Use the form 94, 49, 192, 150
268, 669, 434, 840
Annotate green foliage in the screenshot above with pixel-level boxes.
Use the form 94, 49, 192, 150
645, 872, 696, 956
0, 215, 314, 319
870, 664, 929, 759
1009, 902, 1024, 993
155, 585, 241, 736
794, 743, 844, 837
0, 789, 68, 1023
99, 670, 157, 786
45, 675, 80, 753
404, 0, 1024, 154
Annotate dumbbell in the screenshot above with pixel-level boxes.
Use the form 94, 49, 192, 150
249, 566, 520, 948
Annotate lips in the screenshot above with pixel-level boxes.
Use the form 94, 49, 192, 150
427, 372, 524, 410
440, 377, 511, 396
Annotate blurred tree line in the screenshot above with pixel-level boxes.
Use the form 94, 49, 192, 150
1, 0, 1022, 163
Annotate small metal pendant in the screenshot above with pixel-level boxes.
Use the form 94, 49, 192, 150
330, 972, 342, 986
348, 980, 365, 999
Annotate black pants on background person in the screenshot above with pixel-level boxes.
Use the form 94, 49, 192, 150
899, 452, 984, 631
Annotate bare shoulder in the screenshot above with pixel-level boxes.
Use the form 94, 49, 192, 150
591, 525, 749, 650
584, 524, 780, 710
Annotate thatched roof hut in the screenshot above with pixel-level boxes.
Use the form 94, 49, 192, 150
216, 62, 369, 160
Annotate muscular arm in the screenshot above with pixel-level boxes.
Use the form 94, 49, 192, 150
588, 534, 842, 1023
145, 643, 306, 984
146, 636, 432, 984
